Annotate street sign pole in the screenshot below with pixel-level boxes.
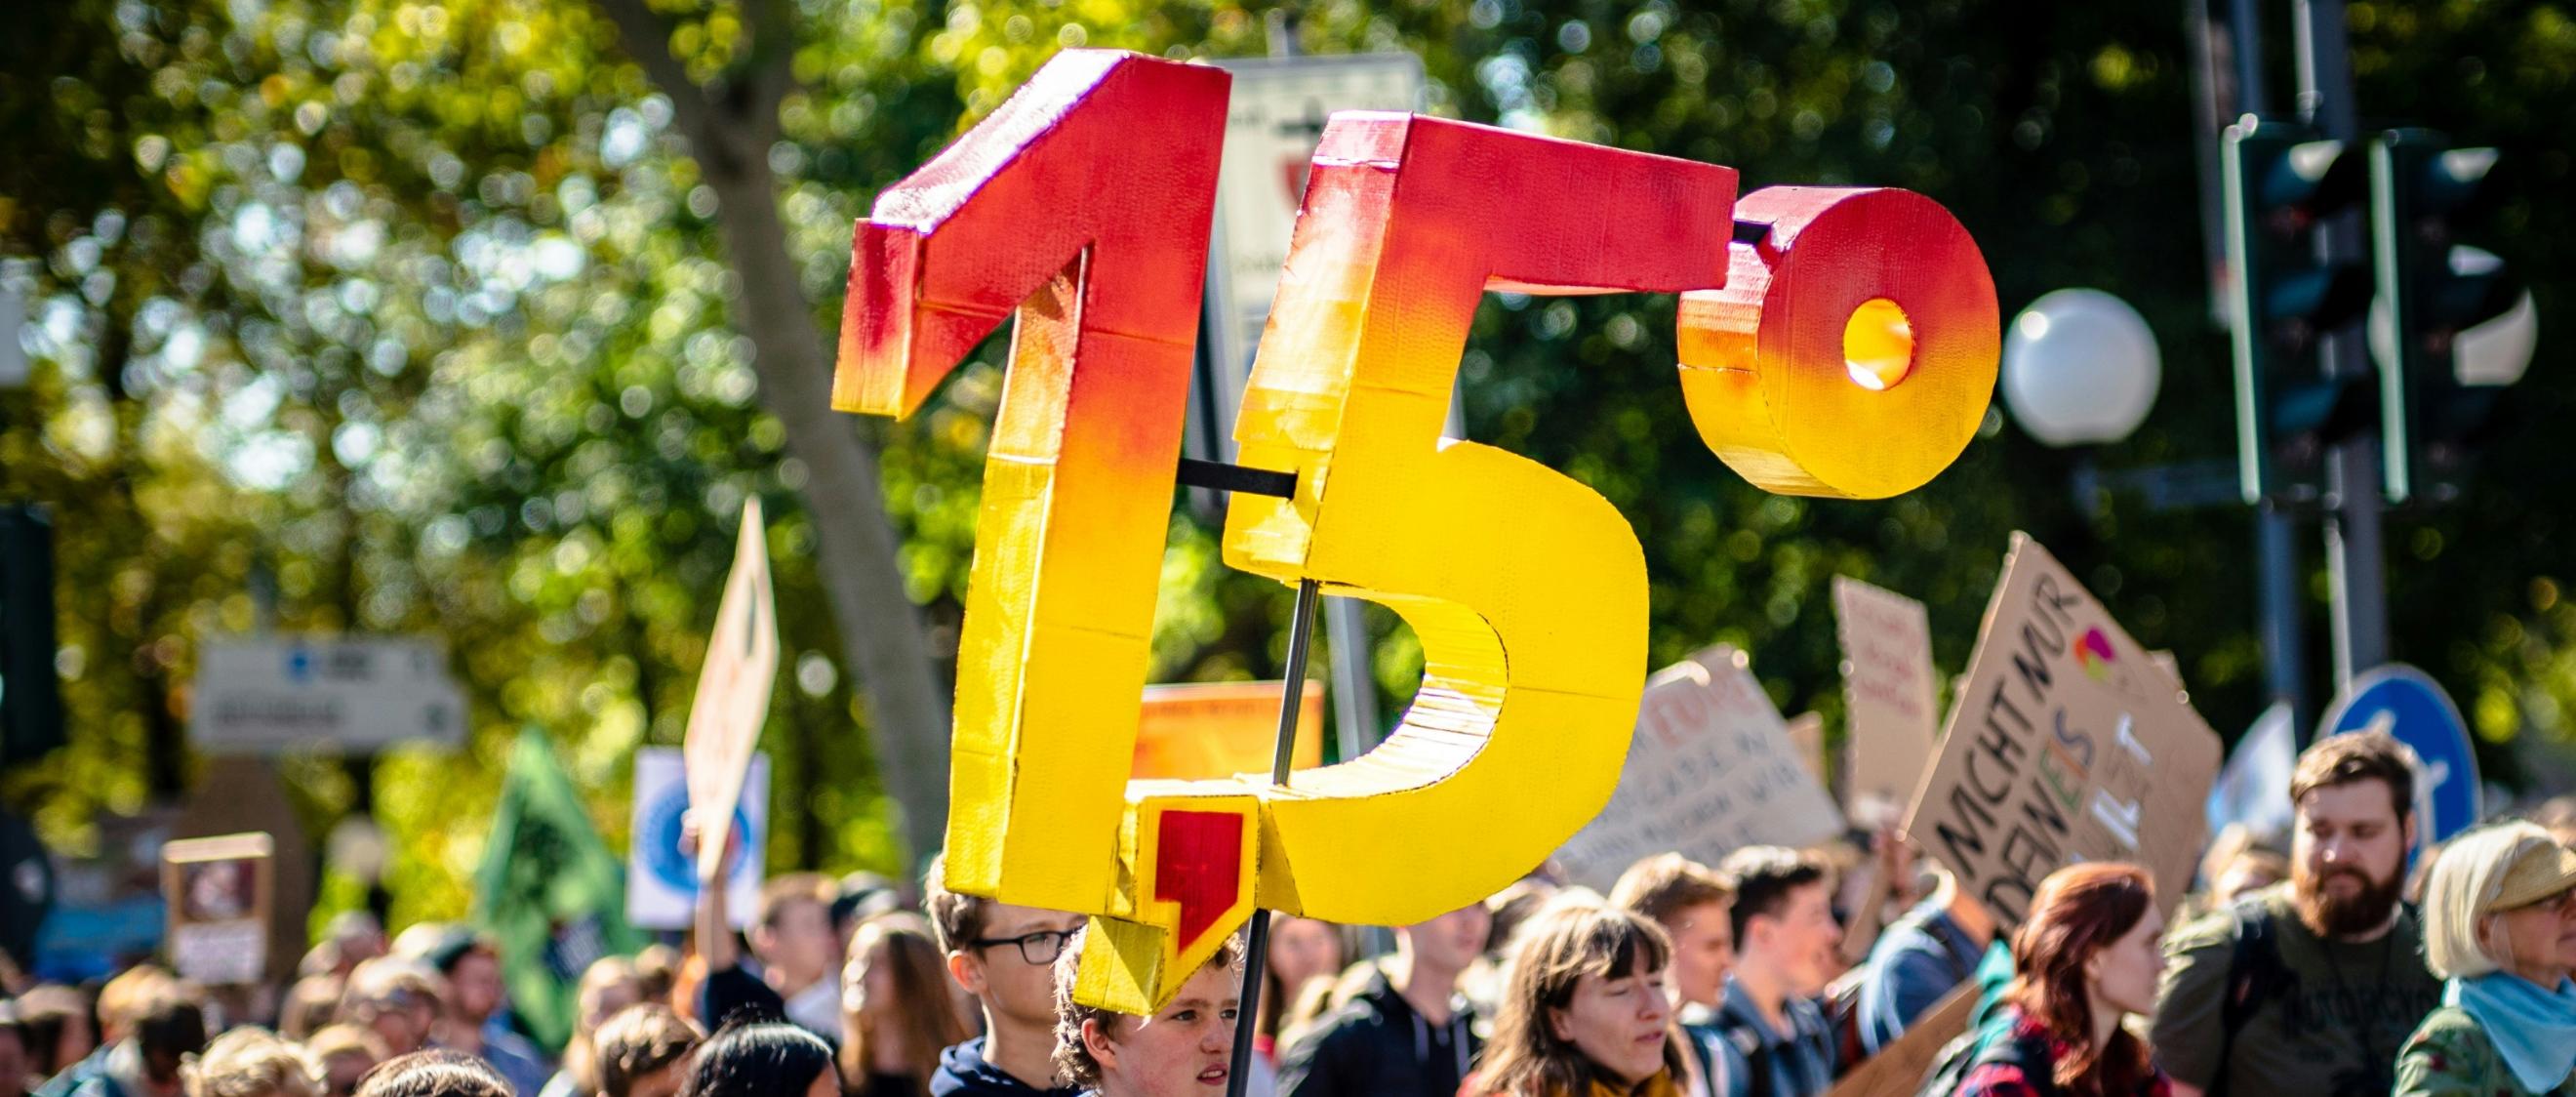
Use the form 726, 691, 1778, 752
2294, 0, 2391, 688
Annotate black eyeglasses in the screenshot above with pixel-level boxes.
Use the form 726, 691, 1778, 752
970, 927, 1076, 965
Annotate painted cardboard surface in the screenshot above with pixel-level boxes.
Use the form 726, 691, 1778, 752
1133, 680, 1325, 781
684, 499, 778, 885
1903, 535, 2222, 926
1195, 55, 1428, 464
1556, 646, 1845, 891
1823, 985, 1976, 1097
836, 52, 1227, 939
837, 50, 2000, 1013
1678, 187, 1998, 500
162, 833, 271, 987
1834, 577, 1940, 813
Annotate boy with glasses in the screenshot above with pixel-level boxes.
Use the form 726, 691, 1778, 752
924, 855, 1089, 1097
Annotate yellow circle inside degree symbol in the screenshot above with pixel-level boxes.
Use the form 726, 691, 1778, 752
1843, 297, 1916, 391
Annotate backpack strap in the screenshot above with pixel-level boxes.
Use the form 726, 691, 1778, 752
1710, 1012, 1777, 1097
1918, 1014, 2062, 1097
2207, 896, 2290, 1097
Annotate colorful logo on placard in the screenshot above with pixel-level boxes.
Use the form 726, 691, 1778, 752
2073, 628, 2117, 681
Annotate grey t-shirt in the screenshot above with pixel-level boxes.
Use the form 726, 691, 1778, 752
2150, 882, 2441, 1097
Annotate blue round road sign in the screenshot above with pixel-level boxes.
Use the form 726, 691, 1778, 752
2322, 664, 2479, 844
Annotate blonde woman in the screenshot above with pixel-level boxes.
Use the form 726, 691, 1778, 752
184, 1029, 322, 1097
2395, 821, 2576, 1096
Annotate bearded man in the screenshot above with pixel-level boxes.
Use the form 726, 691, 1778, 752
2152, 730, 2443, 1097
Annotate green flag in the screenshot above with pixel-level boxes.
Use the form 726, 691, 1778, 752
472, 727, 645, 1050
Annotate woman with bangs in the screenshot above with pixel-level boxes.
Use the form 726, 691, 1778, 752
1927, 863, 2170, 1097
1472, 900, 1689, 1097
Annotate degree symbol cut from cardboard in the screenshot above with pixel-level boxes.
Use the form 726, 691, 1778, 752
1902, 534, 2221, 927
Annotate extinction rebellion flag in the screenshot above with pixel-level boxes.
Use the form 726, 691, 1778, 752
473, 727, 645, 1050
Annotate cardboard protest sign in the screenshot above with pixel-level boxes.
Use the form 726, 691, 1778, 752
1834, 577, 1940, 814
1557, 646, 1846, 891
684, 499, 779, 885
1823, 985, 1976, 1097
1904, 535, 2221, 925
1784, 711, 1829, 790
1134, 680, 1325, 780
628, 747, 770, 931
835, 50, 1992, 1013
162, 833, 271, 986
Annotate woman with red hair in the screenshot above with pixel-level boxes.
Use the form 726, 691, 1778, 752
1925, 863, 2171, 1097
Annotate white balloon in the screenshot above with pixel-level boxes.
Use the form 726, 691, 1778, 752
2001, 288, 2163, 447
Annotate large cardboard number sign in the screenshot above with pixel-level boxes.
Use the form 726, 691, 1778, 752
838, 50, 1999, 1013
836, 53, 1225, 922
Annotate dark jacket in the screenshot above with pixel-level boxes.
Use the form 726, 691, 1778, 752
698, 963, 787, 1033
928, 1037, 1082, 1097
1274, 967, 1480, 1097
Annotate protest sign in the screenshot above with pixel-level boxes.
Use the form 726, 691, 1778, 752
1134, 680, 1325, 780
684, 498, 779, 886
1784, 711, 1829, 791
1556, 646, 1845, 891
1904, 534, 2220, 926
1834, 577, 1939, 814
1823, 985, 1976, 1097
627, 747, 769, 931
2205, 701, 2296, 843
161, 833, 271, 986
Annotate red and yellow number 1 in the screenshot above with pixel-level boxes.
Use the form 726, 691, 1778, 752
834, 53, 1227, 920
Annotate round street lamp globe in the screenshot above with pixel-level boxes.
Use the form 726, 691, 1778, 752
2000, 288, 2163, 448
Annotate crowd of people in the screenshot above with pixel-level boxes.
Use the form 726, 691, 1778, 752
0, 729, 2570, 1097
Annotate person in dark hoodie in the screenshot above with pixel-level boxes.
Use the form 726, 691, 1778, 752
922, 856, 1087, 1097
1274, 901, 1490, 1097
43, 983, 203, 1097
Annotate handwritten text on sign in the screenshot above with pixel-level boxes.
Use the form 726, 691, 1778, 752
1903, 535, 2219, 926
1557, 646, 1844, 890
1832, 576, 1939, 811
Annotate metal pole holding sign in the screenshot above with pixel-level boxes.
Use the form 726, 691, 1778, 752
1224, 578, 1319, 1097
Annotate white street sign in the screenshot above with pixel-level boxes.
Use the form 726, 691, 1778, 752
191, 636, 466, 753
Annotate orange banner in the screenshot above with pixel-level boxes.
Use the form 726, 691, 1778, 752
1132, 680, 1327, 781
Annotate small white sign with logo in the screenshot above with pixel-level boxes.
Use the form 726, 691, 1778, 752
190, 636, 466, 753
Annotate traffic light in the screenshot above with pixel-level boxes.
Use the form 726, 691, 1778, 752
0, 505, 62, 768
2223, 116, 2375, 506
2370, 130, 2530, 505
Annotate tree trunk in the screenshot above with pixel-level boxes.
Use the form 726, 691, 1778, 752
598, 0, 952, 862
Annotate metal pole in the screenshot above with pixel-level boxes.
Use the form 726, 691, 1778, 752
1226, 578, 1321, 1097
1324, 598, 1380, 761
2293, 0, 2390, 686
2257, 507, 2310, 731
2228, 0, 2268, 115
